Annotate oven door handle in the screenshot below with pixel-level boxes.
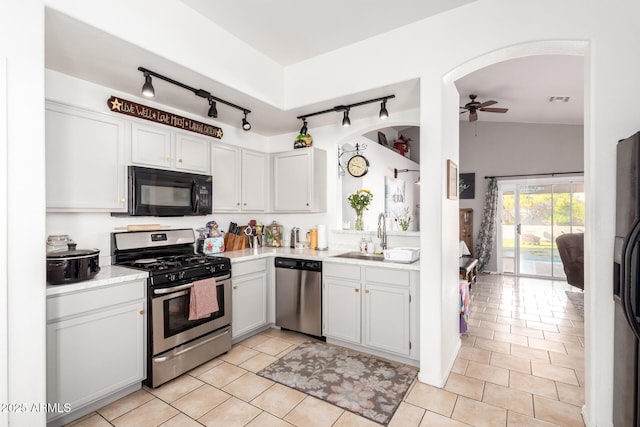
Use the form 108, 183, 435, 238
152, 328, 230, 362
152, 274, 231, 295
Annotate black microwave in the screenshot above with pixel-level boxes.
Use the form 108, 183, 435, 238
119, 166, 212, 216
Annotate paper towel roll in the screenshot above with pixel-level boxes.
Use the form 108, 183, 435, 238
317, 224, 328, 249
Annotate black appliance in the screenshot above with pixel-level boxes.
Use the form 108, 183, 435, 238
118, 166, 212, 216
614, 131, 640, 426
112, 228, 231, 388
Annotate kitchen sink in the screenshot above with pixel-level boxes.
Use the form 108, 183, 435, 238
334, 252, 385, 261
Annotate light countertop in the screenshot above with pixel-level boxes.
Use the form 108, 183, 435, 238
224, 247, 421, 271
46, 247, 420, 297
46, 265, 149, 297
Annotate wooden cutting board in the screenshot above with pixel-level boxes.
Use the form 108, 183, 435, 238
114, 224, 165, 231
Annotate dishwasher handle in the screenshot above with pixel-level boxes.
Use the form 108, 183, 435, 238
275, 257, 322, 272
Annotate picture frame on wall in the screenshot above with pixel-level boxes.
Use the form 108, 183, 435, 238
447, 160, 458, 200
459, 173, 475, 199
377, 132, 388, 146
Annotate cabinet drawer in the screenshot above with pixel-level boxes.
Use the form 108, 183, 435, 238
365, 267, 410, 286
233, 258, 267, 277
324, 263, 360, 281
47, 280, 145, 321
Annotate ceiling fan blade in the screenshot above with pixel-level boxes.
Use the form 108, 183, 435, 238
469, 111, 478, 122
480, 107, 509, 113
478, 100, 497, 108
460, 110, 467, 115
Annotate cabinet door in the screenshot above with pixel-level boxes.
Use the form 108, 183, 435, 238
46, 102, 126, 211
212, 144, 241, 211
131, 122, 173, 169
46, 300, 145, 420
241, 150, 267, 211
273, 150, 311, 211
323, 278, 361, 343
175, 133, 210, 174
232, 272, 267, 338
364, 284, 410, 356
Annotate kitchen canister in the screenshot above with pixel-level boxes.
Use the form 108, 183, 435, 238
309, 228, 318, 249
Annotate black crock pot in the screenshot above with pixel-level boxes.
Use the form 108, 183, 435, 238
46, 243, 101, 285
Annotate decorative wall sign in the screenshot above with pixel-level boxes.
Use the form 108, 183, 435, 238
459, 173, 475, 199
385, 176, 406, 218
107, 96, 223, 139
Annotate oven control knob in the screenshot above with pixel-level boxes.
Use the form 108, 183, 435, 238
167, 273, 177, 282
178, 271, 186, 280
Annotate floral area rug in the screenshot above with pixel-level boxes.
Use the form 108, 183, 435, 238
257, 341, 418, 425
565, 290, 584, 317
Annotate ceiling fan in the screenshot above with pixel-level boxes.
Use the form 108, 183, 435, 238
459, 94, 508, 122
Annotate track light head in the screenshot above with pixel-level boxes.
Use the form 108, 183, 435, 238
207, 98, 218, 118
141, 72, 155, 98
242, 111, 251, 131
342, 109, 351, 127
379, 100, 389, 119
300, 119, 308, 135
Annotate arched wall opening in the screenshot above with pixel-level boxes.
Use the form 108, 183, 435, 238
418, 38, 592, 415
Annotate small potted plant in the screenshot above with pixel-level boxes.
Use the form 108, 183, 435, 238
396, 207, 411, 231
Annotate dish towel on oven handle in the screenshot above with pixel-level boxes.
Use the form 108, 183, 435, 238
188, 277, 219, 320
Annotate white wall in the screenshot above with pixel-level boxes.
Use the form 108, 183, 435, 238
1, 1, 47, 425
459, 121, 584, 271
341, 136, 420, 232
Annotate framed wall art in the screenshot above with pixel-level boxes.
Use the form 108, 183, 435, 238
447, 160, 458, 200
459, 173, 475, 199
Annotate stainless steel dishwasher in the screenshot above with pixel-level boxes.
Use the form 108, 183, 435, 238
275, 257, 323, 337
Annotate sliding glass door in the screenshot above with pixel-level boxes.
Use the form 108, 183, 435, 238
498, 178, 584, 278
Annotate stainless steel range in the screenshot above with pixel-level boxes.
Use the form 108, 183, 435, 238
111, 229, 231, 388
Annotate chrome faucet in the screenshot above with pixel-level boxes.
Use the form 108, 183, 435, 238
377, 212, 387, 250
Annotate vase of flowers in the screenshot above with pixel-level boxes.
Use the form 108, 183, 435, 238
347, 189, 373, 231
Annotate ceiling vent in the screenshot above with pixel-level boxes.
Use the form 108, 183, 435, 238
548, 96, 570, 103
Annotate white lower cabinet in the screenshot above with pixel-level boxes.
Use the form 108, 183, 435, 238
364, 283, 410, 356
323, 262, 418, 360
46, 280, 146, 424
323, 277, 361, 343
231, 259, 268, 339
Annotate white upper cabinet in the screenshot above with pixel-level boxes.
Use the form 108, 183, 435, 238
212, 144, 267, 212
272, 147, 326, 212
131, 122, 210, 174
175, 133, 211, 174
241, 149, 267, 211
46, 101, 127, 212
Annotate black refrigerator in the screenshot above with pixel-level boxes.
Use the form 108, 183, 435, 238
614, 131, 640, 427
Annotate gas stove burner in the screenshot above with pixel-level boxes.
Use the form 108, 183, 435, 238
134, 258, 159, 265
183, 255, 208, 265
144, 261, 182, 272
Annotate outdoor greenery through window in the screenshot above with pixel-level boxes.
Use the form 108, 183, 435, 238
499, 179, 584, 278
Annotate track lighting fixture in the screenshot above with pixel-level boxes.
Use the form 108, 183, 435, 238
300, 119, 308, 135
394, 168, 421, 184
242, 111, 251, 131
296, 94, 394, 133
207, 98, 218, 118
379, 100, 389, 119
141, 72, 155, 98
137, 66, 252, 131
342, 109, 351, 127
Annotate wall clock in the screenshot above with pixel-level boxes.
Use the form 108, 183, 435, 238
347, 154, 369, 177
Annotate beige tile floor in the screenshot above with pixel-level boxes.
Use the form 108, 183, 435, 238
68, 274, 585, 427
